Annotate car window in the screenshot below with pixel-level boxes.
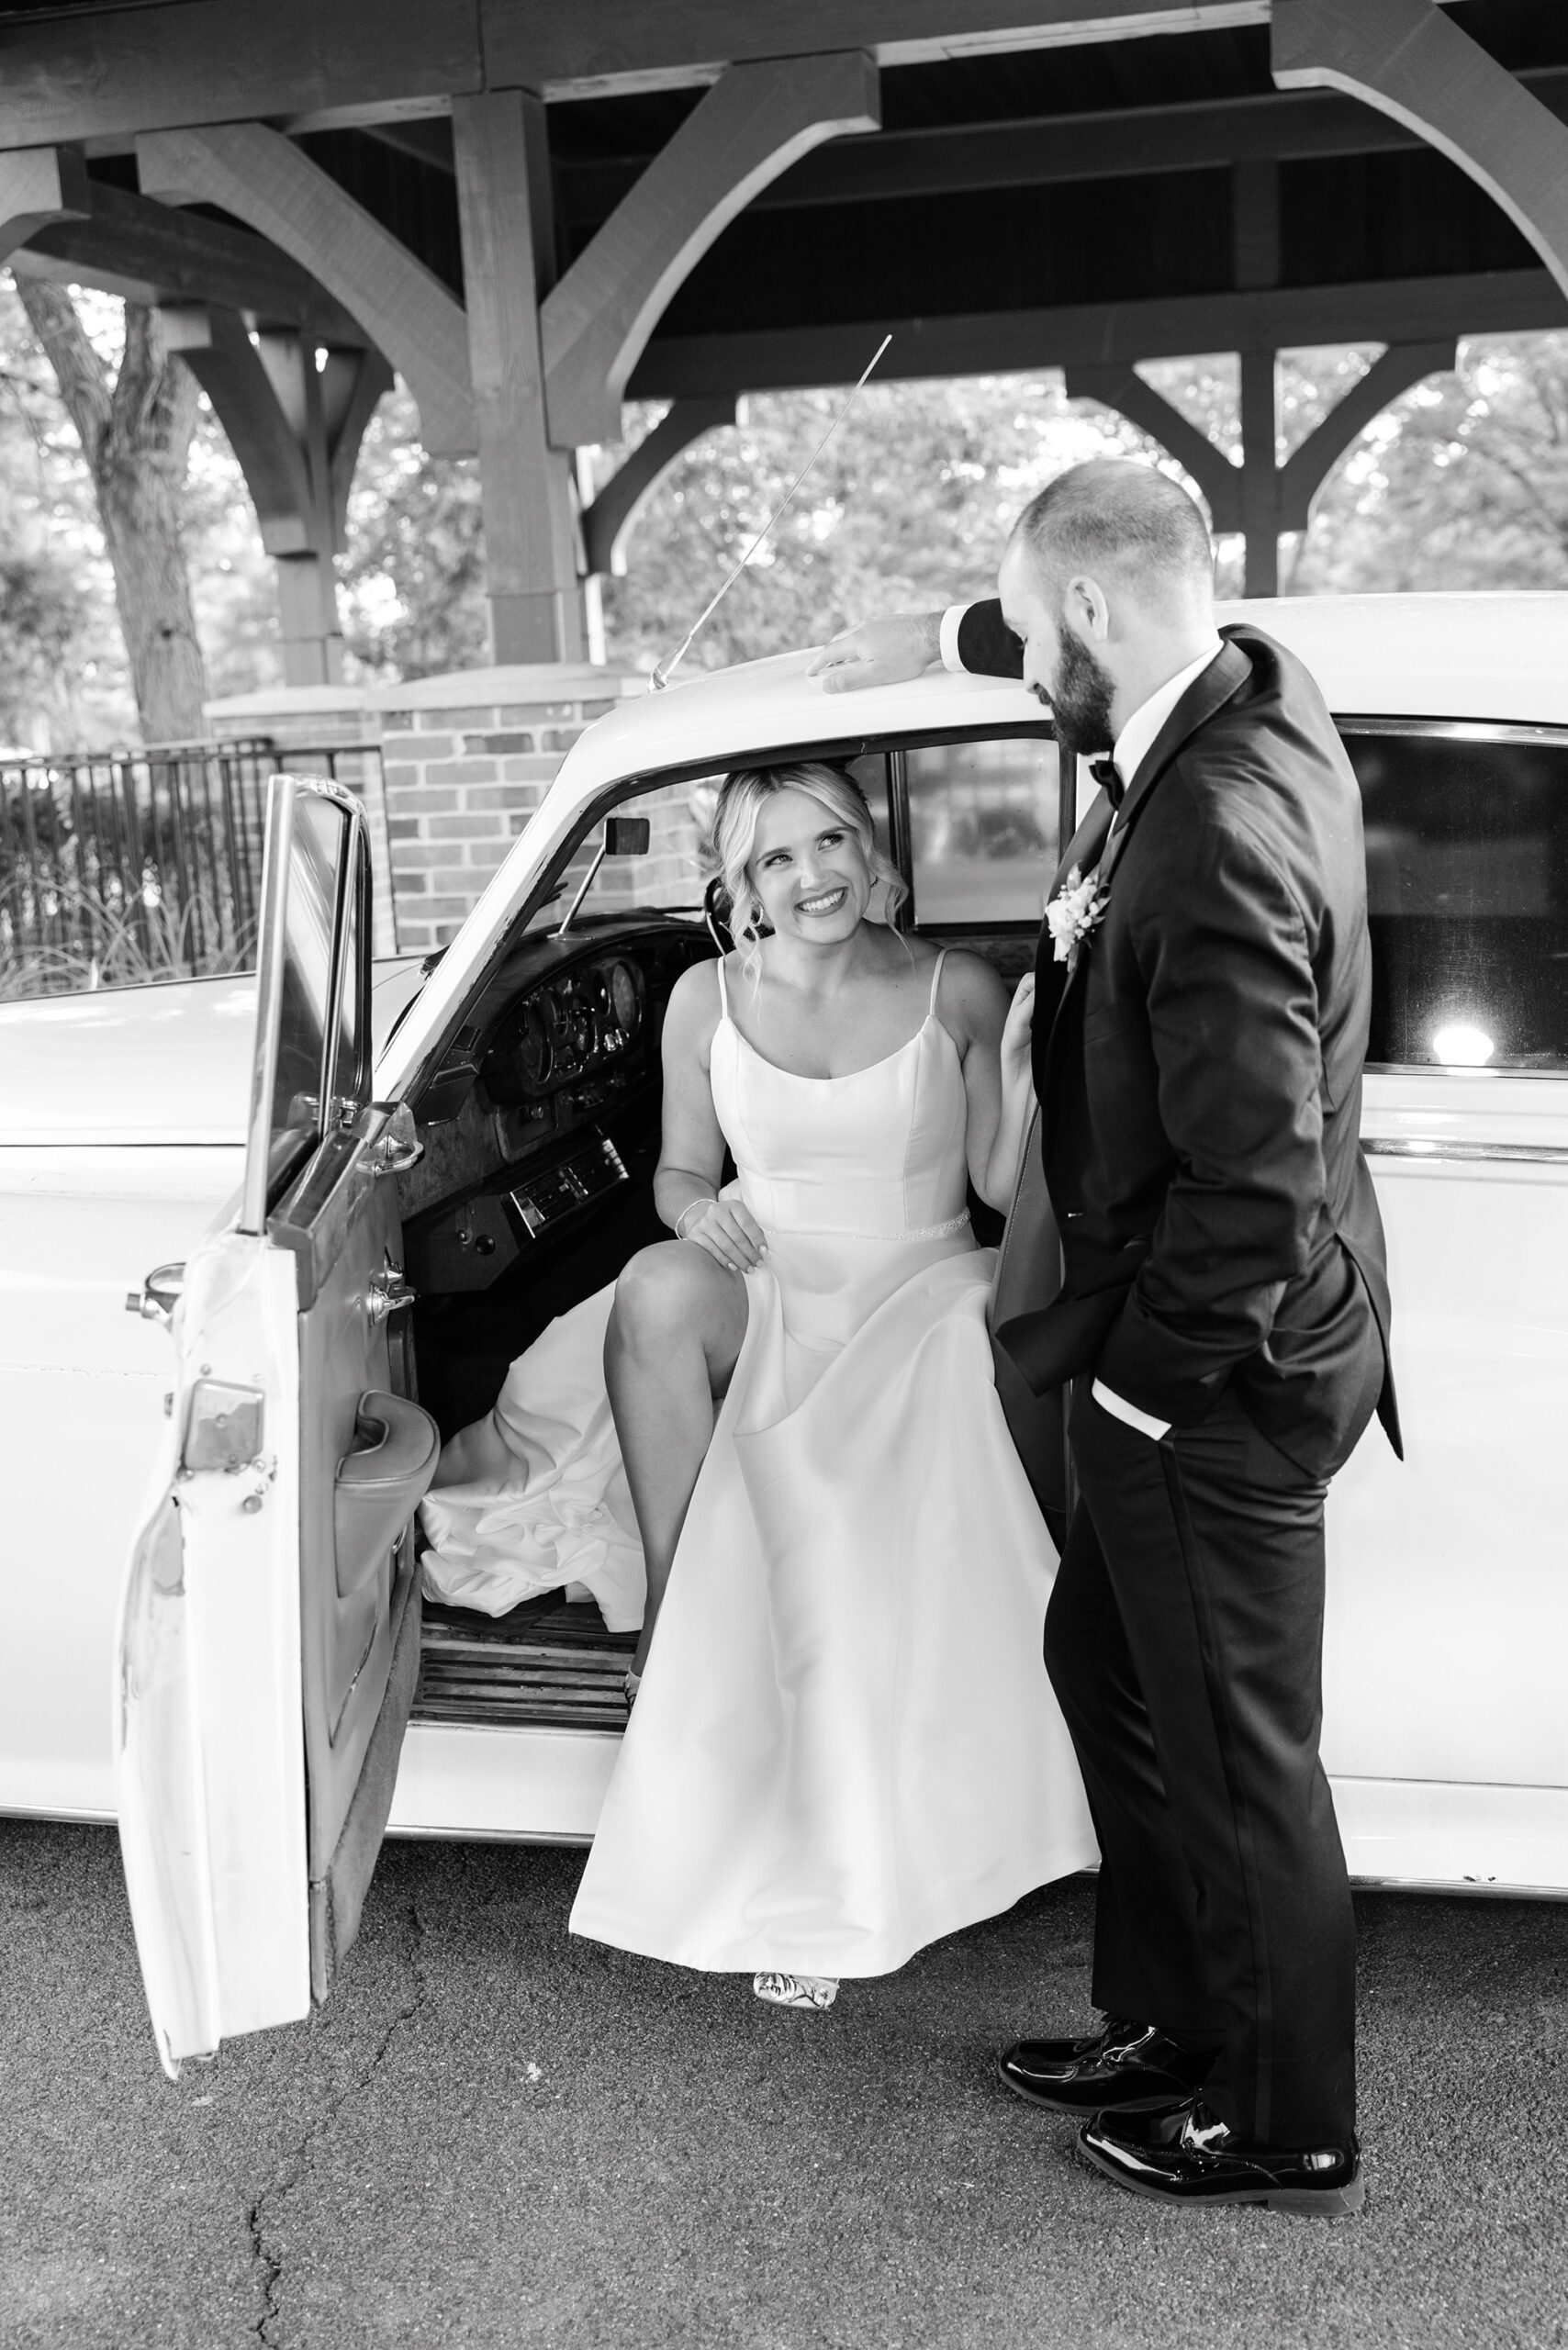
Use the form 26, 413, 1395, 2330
903, 735, 1062, 926
519, 764, 894, 938
1346, 726, 1568, 1070
520, 779, 711, 937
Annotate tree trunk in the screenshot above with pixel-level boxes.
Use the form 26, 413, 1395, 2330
15, 281, 208, 744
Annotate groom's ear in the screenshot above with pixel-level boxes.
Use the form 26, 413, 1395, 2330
1062, 573, 1110, 643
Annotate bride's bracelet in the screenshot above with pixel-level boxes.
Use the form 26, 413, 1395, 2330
674, 1195, 714, 1240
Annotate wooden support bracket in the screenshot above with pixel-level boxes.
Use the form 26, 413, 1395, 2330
1276, 338, 1455, 532
582, 397, 737, 577
0, 144, 89, 264
1273, 0, 1568, 307
138, 121, 475, 454
162, 303, 391, 684
1063, 364, 1244, 534
160, 303, 319, 559
541, 51, 879, 449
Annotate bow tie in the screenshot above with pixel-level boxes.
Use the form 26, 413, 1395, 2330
1088, 755, 1125, 810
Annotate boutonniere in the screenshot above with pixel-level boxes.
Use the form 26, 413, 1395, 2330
1045, 865, 1107, 973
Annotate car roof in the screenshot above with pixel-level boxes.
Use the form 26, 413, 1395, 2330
548, 588, 1568, 822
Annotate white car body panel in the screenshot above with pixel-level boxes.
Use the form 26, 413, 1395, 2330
3, 591, 1566, 1894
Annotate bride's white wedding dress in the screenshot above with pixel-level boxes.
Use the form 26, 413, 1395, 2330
420, 952, 1096, 1976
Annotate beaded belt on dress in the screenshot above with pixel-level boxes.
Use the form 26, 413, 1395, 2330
765, 1210, 972, 1242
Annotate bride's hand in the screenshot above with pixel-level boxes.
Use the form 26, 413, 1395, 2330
1001, 971, 1036, 1075
677, 1197, 768, 1274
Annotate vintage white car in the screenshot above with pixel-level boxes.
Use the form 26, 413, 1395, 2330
3, 590, 1565, 2076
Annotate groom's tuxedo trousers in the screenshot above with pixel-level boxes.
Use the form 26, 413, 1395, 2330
964, 608, 1401, 2150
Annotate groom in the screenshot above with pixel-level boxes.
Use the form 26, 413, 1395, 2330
810, 459, 1398, 2216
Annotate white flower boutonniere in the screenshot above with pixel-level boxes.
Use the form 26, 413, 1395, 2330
1045, 865, 1108, 973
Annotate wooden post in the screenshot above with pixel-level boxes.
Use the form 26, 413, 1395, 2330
1274, 0, 1568, 306
451, 88, 584, 666
1238, 348, 1281, 598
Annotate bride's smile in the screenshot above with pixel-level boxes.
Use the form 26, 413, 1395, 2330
749, 794, 872, 945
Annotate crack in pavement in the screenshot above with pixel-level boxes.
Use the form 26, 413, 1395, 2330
245, 1898, 429, 2346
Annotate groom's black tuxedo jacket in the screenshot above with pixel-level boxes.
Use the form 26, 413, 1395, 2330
959, 600, 1401, 1479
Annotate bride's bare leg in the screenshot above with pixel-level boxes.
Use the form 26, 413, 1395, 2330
605, 1240, 749, 1680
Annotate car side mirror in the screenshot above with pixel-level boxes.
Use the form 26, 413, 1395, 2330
605, 815, 650, 856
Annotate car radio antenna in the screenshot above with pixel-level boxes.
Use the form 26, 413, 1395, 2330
651, 334, 891, 692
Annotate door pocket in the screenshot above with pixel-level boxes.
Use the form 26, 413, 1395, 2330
333, 1391, 440, 1599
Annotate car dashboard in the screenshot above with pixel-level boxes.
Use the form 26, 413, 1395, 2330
398, 914, 716, 1298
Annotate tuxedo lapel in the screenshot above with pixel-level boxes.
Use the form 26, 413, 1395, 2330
1032, 638, 1252, 1073
1113, 637, 1250, 838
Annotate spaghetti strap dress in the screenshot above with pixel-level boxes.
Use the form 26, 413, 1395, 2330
421, 950, 1096, 1977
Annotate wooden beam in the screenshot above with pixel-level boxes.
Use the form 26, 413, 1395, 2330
1275, 338, 1454, 531
20, 178, 369, 345
0, 144, 88, 265
138, 121, 474, 455
561, 71, 1568, 224
1273, 0, 1568, 308
0, 3, 478, 150
483, 0, 1274, 100
582, 396, 737, 576
452, 88, 583, 663
630, 269, 1567, 398
541, 52, 879, 449
1063, 364, 1242, 532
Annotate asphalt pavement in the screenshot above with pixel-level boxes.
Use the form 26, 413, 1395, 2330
2, 1817, 1566, 2350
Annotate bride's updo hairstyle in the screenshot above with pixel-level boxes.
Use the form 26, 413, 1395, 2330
711, 761, 908, 979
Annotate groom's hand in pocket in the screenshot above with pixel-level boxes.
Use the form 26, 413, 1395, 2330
681, 1198, 768, 1275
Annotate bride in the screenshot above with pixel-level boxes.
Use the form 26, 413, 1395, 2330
420, 761, 1095, 2007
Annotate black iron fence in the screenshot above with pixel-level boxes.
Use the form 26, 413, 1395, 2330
0, 738, 383, 1000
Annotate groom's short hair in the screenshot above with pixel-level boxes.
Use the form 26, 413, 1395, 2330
1012, 459, 1214, 609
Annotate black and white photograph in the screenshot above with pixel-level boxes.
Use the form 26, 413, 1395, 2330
2, 2, 1567, 2344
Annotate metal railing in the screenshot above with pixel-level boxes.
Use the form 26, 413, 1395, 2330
0, 737, 383, 1000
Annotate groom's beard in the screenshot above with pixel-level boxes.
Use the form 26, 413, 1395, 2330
1036, 629, 1115, 759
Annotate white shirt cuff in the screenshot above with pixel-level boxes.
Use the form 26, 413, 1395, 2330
937, 604, 969, 674
1092, 1380, 1171, 1441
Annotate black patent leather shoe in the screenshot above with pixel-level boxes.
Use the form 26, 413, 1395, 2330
998, 2015, 1214, 2115
1079, 2095, 1364, 2217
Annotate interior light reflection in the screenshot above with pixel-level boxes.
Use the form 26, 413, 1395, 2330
1431, 1022, 1495, 1067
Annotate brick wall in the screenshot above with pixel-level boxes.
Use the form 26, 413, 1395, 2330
207, 664, 644, 960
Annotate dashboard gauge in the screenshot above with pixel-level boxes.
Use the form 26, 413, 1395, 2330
610, 961, 640, 1037
518, 1002, 552, 1088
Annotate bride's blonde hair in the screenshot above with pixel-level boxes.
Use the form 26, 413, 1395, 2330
711, 762, 908, 978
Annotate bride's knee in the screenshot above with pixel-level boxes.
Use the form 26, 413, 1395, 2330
611, 1240, 713, 1346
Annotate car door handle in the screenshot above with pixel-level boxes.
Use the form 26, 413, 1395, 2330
125, 1262, 186, 1327
366, 1267, 417, 1324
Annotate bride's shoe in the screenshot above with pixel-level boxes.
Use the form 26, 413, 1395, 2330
753, 1972, 838, 2010
623, 1670, 641, 1707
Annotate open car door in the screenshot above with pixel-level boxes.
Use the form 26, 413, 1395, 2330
116, 778, 439, 2077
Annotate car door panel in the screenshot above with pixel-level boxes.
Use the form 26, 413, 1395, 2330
1325, 1094, 1568, 1789
117, 778, 438, 2075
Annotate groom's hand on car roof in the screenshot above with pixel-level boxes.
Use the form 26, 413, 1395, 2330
807, 612, 942, 693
